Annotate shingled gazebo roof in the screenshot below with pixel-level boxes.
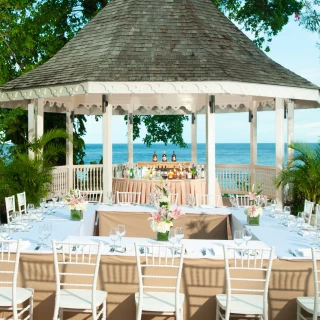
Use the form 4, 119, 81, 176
1, 0, 318, 92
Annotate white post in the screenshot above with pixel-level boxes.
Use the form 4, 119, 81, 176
250, 102, 257, 188
287, 101, 294, 164
35, 99, 44, 139
206, 95, 216, 205
275, 98, 284, 208
28, 102, 35, 158
66, 108, 74, 192
127, 106, 133, 167
191, 105, 197, 165
102, 95, 113, 200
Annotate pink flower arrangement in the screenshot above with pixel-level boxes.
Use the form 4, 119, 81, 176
149, 205, 184, 233
244, 184, 268, 217
64, 189, 86, 211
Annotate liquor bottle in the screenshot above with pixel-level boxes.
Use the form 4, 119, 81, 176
152, 151, 158, 162
162, 151, 167, 162
171, 151, 176, 162
129, 167, 134, 179
173, 166, 177, 179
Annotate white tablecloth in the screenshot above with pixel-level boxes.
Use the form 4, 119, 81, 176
8, 203, 97, 252
97, 204, 231, 215
230, 208, 314, 259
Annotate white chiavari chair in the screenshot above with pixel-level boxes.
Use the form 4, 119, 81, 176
304, 200, 314, 225
52, 240, 107, 320
17, 191, 27, 215
169, 193, 179, 205
314, 204, 320, 227
134, 243, 185, 320
117, 191, 141, 205
297, 248, 320, 320
195, 194, 222, 207
5, 195, 15, 225
0, 239, 34, 319
236, 195, 252, 207
79, 190, 102, 203
216, 246, 274, 320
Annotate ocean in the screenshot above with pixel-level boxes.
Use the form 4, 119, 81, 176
83, 143, 300, 165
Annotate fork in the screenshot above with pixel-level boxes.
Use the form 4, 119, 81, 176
201, 248, 207, 256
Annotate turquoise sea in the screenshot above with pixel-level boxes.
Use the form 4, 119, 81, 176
83, 143, 301, 165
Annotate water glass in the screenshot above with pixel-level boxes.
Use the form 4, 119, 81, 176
38, 225, 47, 248
187, 194, 195, 207
44, 223, 52, 246
20, 214, 30, 232
47, 201, 54, 215
175, 227, 184, 245
116, 224, 126, 248
168, 229, 177, 245
0, 224, 11, 240
233, 230, 244, 246
52, 193, 58, 204
288, 216, 297, 232
271, 199, 277, 212
242, 228, 252, 246
110, 227, 118, 250
35, 207, 43, 221
27, 203, 35, 215
264, 202, 272, 216
297, 212, 305, 229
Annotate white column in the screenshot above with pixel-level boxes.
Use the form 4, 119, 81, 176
250, 102, 257, 188
275, 98, 284, 208
28, 102, 35, 158
35, 99, 44, 138
127, 106, 133, 166
191, 105, 197, 165
206, 95, 216, 204
66, 109, 74, 191
287, 101, 295, 164
102, 96, 113, 200
28, 102, 35, 143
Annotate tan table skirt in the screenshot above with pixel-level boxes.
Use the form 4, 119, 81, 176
112, 178, 223, 205
2, 254, 313, 320
98, 211, 229, 240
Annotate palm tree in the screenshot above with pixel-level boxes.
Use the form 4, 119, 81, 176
275, 141, 320, 206
0, 129, 71, 214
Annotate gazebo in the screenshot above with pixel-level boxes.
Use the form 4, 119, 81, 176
0, 0, 319, 205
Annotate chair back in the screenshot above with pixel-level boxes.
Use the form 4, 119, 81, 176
17, 191, 27, 215
5, 195, 15, 224
80, 190, 102, 203
304, 200, 314, 225
236, 195, 252, 207
134, 243, 184, 314
0, 240, 21, 312
312, 248, 320, 317
117, 191, 141, 204
195, 194, 222, 207
52, 240, 103, 308
169, 193, 179, 205
314, 204, 320, 227
223, 246, 274, 304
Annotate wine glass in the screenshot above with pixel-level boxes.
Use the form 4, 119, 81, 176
168, 229, 177, 253
297, 212, 305, 229
288, 215, 297, 232
20, 214, 30, 232
27, 203, 35, 215
233, 230, 244, 247
52, 193, 58, 204
175, 227, 184, 245
40, 198, 46, 212
116, 224, 126, 248
187, 194, 195, 207
229, 195, 238, 209
242, 228, 252, 247
35, 207, 43, 222
271, 199, 277, 212
0, 224, 11, 240
109, 227, 118, 251
47, 201, 54, 215
38, 225, 47, 248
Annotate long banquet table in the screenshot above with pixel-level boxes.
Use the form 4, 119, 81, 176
97, 204, 231, 239
1, 205, 318, 320
112, 177, 223, 205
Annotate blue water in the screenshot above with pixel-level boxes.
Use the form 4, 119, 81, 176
83, 143, 299, 165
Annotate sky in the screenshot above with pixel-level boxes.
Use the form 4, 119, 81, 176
83, 18, 320, 144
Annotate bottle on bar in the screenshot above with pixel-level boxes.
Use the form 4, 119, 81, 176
152, 151, 158, 162
162, 151, 167, 162
171, 151, 176, 162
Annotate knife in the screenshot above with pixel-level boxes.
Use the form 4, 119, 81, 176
288, 249, 296, 257
34, 244, 41, 250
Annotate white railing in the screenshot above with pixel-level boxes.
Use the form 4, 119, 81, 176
51, 164, 277, 199
52, 166, 69, 194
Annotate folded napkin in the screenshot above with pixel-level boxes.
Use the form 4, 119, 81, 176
200, 205, 215, 209
299, 230, 317, 236
7, 240, 31, 251
297, 248, 312, 257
